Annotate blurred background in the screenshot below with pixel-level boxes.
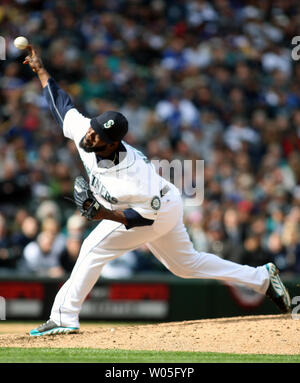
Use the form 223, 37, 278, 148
0, 0, 300, 320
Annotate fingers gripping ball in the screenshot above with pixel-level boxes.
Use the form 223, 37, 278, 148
73, 176, 102, 220
14, 36, 29, 50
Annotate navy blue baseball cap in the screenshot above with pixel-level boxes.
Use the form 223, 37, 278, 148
90, 111, 128, 144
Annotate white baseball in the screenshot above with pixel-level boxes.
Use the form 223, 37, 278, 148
14, 36, 29, 50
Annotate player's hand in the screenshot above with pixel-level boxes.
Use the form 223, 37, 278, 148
23, 45, 44, 73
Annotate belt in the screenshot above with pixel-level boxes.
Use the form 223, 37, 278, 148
160, 185, 170, 198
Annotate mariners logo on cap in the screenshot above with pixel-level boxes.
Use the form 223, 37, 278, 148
104, 119, 115, 129
151, 196, 161, 210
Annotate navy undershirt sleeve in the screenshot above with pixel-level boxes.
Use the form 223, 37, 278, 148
123, 208, 154, 230
43, 78, 75, 129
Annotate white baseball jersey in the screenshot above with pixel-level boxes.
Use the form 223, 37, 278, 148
63, 108, 169, 221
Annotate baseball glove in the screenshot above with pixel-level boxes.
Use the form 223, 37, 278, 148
73, 176, 102, 220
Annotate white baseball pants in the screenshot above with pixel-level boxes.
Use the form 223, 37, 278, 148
50, 185, 270, 327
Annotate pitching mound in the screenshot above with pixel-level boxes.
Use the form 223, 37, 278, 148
0, 314, 299, 354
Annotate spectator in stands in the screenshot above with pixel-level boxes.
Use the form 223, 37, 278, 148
41, 217, 66, 256
65, 213, 87, 238
241, 234, 272, 267
21, 231, 64, 277
59, 235, 82, 274
0, 214, 21, 270
11, 215, 39, 258
267, 232, 288, 273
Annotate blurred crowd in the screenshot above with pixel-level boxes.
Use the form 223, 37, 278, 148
1, 0, 300, 278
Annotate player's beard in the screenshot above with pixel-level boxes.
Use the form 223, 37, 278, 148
79, 136, 107, 153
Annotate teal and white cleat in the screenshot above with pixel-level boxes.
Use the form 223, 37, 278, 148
29, 319, 79, 336
265, 263, 291, 314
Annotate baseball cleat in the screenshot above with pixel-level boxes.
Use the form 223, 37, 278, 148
265, 263, 291, 314
29, 319, 79, 336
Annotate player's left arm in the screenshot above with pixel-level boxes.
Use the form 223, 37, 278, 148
94, 207, 154, 229
83, 204, 154, 229
81, 203, 154, 229
73, 176, 154, 228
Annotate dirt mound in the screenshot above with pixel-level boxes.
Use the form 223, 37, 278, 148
0, 314, 299, 354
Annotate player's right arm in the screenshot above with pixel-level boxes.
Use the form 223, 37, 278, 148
23, 45, 85, 139
23, 45, 50, 87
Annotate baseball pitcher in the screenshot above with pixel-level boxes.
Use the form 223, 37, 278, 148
23, 45, 291, 336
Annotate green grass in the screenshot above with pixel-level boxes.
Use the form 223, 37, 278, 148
0, 348, 299, 363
